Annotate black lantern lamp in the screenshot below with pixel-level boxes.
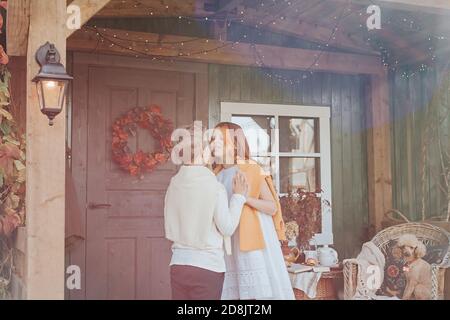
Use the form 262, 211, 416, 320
32, 42, 73, 126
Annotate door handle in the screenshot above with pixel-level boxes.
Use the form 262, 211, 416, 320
88, 203, 112, 210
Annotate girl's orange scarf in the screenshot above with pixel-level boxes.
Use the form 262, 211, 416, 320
215, 161, 286, 252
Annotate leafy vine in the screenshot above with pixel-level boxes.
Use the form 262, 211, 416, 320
0, 53, 26, 298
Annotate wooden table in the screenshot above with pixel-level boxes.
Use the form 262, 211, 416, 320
289, 268, 343, 300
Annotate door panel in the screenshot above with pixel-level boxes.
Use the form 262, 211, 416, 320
86, 66, 194, 300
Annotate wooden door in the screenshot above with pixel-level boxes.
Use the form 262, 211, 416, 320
85, 66, 194, 300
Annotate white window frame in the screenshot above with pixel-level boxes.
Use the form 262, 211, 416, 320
221, 102, 333, 245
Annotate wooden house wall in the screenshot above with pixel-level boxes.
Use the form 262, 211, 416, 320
390, 65, 450, 222
209, 64, 370, 258
88, 18, 373, 257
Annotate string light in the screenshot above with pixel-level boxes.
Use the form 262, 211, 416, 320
253, 0, 353, 82
88, 26, 233, 60
91, 1, 346, 83
89, 0, 446, 83
87, 0, 306, 71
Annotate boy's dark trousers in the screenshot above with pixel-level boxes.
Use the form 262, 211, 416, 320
170, 265, 225, 300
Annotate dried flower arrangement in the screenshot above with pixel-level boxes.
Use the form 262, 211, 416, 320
280, 188, 325, 250
285, 221, 299, 242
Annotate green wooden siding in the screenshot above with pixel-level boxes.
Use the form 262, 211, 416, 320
390, 66, 450, 222
209, 64, 369, 258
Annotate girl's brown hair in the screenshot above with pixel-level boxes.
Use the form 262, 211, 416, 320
214, 122, 251, 164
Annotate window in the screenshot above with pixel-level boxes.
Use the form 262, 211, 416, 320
221, 102, 333, 245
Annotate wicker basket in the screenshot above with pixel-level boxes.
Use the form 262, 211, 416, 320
294, 270, 342, 300
382, 209, 450, 233
381, 209, 410, 229
424, 216, 450, 233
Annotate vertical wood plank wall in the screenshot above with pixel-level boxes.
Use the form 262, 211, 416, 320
390, 66, 449, 221
7, 57, 26, 134
209, 64, 370, 258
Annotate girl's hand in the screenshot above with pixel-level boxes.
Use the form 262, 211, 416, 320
245, 179, 277, 216
232, 171, 249, 197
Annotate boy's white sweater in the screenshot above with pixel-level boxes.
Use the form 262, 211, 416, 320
164, 165, 245, 272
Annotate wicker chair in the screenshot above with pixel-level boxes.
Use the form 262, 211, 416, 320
343, 223, 450, 300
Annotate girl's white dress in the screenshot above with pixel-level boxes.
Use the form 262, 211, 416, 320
217, 166, 295, 300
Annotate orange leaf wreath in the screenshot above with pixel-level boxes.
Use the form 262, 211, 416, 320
112, 105, 173, 177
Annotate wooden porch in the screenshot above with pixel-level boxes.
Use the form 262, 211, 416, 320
3, 0, 450, 299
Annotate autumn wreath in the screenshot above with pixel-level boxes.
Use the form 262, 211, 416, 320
112, 105, 173, 177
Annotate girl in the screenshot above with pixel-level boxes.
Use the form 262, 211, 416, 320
165, 124, 249, 300
213, 122, 295, 300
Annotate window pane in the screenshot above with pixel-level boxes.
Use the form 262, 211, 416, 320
231, 115, 275, 155
280, 157, 321, 193
279, 117, 319, 153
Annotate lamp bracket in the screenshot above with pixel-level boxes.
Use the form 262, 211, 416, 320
35, 42, 61, 67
